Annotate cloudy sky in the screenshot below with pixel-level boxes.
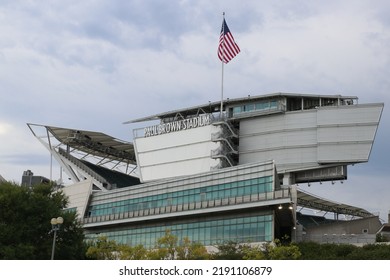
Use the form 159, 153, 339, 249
0, 1, 389, 220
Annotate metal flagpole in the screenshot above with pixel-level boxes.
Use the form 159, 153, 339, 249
220, 12, 225, 120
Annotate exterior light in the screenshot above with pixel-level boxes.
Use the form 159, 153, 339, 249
56, 216, 64, 225
278, 205, 282, 210
51, 217, 57, 225
50, 216, 63, 260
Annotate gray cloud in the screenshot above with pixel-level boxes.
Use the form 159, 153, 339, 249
0, 0, 389, 219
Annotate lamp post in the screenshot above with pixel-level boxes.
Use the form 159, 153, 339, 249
50, 216, 63, 260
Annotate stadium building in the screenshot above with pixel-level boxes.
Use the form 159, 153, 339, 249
28, 92, 384, 247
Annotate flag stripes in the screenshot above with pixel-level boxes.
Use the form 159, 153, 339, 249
218, 19, 240, 63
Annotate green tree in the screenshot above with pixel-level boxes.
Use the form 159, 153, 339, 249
212, 241, 246, 260
376, 233, 389, 243
85, 231, 210, 260
351, 244, 390, 260
242, 244, 267, 260
119, 244, 149, 260
266, 239, 301, 260
297, 242, 358, 260
298, 242, 390, 260
147, 229, 210, 260
176, 237, 210, 260
85, 236, 120, 260
86, 236, 149, 260
147, 229, 178, 260
0, 181, 85, 259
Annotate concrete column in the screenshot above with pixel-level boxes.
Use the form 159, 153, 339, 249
283, 172, 293, 185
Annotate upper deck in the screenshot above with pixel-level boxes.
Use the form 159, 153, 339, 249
124, 92, 358, 125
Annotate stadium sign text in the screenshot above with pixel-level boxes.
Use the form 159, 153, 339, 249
144, 114, 211, 137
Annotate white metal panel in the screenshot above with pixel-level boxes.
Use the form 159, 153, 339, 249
137, 142, 219, 165
239, 129, 317, 151
318, 143, 372, 162
140, 158, 220, 182
317, 126, 378, 143
134, 125, 219, 182
240, 110, 317, 135
240, 147, 317, 169
317, 104, 383, 126
239, 103, 383, 172
239, 110, 318, 170
317, 104, 383, 163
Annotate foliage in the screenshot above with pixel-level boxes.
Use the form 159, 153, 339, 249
265, 239, 301, 260
211, 239, 301, 260
376, 233, 389, 242
148, 229, 210, 260
84, 231, 390, 260
86, 230, 210, 260
241, 244, 266, 260
348, 244, 390, 260
0, 181, 85, 259
151, 229, 178, 260
119, 244, 149, 260
297, 242, 390, 260
176, 236, 209, 260
297, 242, 358, 260
85, 236, 121, 260
212, 241, 247, 260
85, 236, 149, 260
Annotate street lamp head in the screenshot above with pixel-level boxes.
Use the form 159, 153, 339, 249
56, 217, 64, 225
50, 217, 64, 226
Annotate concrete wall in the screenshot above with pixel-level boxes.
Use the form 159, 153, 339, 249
300, 216, 382, 244
305, 216, 382, 235
62, 179, 93, 218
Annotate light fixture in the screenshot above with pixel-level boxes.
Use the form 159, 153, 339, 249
278, 205, 282, 210
50, 216, 64, 260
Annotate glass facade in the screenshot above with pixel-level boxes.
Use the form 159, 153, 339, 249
232, 100, 279, 117
86, 212, 273, 248
87, 175, 273, 217
84, 161, 280, 249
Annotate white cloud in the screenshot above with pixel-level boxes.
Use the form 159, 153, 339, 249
0, 1, 389, 217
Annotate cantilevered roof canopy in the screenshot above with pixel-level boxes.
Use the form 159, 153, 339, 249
297, 189, 373, 218
123, 92, 358, 124
27, 124, 136, 164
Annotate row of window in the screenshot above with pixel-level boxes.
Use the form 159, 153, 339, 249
231, 100, 279, 116
86, 214, 273, 248
87, 176, 273, 217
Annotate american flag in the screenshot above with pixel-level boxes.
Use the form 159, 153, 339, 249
218, 18, 240, 63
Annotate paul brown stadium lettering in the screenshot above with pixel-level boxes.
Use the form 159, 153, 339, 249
144, 114, 211, 137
